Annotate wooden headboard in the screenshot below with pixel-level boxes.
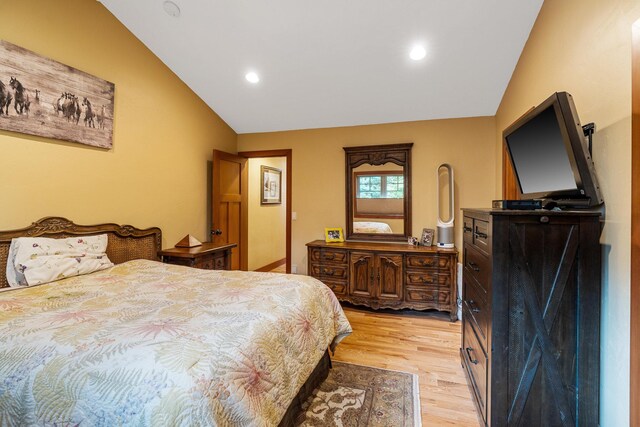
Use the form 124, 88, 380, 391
0, 217, 162, 289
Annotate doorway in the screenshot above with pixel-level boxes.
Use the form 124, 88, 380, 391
239, 149, 292, 273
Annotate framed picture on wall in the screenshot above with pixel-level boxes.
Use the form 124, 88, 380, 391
261, 165, 282, 205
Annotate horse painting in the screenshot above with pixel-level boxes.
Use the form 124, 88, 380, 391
9, 77, 30, 115
96, 105, 106, 129
82, 97, 95, 128
0, 80, 12, 115
0, 40, 114, 148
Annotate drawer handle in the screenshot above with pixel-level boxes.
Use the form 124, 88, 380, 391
474, 231, 488, 239
467, 299, 481, 313
467, 261, 480, 272
324, 254, 335, 260
324, 268, 335, 276
420, 276, 434, 283
463, 226, 473, 233
465, 347, 479, 365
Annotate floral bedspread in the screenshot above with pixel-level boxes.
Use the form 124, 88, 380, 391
0, 260, 352, 426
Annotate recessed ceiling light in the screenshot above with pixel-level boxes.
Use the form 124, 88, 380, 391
409, 45, 427, 61
245, 72, 260, 84
163, 1, 181, 18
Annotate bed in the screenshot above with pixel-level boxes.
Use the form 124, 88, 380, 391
352, 221, 393, 234
0, 217, 351, 426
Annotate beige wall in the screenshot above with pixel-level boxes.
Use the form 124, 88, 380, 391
495, 1, 640, 423
0, 0, 237, 247
247, 157, 287, 270
238, 116, 496, 274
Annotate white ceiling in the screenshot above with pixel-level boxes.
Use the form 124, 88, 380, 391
99, 0, 543, 134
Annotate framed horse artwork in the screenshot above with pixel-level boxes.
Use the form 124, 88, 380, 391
0, 40, 114, 149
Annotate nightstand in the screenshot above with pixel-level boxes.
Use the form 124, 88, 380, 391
159, 242, 237, 270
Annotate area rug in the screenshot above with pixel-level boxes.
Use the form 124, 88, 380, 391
295, 361, 421, 427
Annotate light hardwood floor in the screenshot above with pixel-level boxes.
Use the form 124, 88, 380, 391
332, 305, 480, 426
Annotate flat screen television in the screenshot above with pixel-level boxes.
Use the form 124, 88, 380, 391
503, 92, 604, 208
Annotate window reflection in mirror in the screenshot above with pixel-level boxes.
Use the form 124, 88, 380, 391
352, 166, 404, 234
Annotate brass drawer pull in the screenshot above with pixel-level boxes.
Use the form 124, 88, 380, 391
323, 268, 335, 275
465, 347, 479, 365
324, 254, 335, 260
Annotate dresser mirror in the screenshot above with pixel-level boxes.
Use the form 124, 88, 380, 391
344, 143, 412, 242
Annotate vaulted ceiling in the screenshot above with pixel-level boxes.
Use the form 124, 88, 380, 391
99, 0, 543, 134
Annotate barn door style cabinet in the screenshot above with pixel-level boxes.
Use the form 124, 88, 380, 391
307, 240, 458, 320
461, 209, 601, 427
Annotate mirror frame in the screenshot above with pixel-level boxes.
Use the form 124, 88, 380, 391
344, 143, 413, 242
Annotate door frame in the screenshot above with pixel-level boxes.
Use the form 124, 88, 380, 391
238, 149, 293, 274
631, 18, 640, 427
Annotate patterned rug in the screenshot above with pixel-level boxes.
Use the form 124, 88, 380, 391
295, 361, 421, 426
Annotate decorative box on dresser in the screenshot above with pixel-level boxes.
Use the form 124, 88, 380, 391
306, 240, 458, 321
159, 242, 237, 270
461, 209, 601, 426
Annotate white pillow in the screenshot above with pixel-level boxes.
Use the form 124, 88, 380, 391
6, 235, 114, 287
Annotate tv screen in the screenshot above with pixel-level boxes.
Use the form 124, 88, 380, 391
506, 106, 577, 195
503, 92, 603, 207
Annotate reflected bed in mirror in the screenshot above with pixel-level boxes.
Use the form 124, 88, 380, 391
344, 143, 412, 242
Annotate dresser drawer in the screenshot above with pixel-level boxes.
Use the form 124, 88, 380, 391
322, 279, 348, 296
195, 257, 215, 270
406, 254, 451, 269
463, 244, 490, 294
463, 216, 474, 245
310, 263, 348, 280
463, 275, 489, 350
309, 248, 348, 264
472, 218, 490, 256
406, 271, 450, 287
405, 287, 451, 305
462, 309, 488, 423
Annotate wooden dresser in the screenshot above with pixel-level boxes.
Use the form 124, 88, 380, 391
159, 242, 236, 270
461, 209, 601, 426
306, 240, 458, 321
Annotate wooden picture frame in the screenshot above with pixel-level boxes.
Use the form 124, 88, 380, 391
421, 228, 435, 246
0, 40, 114, 149
261, 165, 282, 205
325, 228, 344, 243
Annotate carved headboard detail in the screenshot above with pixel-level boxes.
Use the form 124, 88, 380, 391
0, 217, 162, 289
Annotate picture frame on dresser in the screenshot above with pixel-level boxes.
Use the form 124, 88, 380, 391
421, 228, 434, 246
324, 228, 344, 243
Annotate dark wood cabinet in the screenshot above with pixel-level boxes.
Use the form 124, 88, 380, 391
461, 209, 601, 427
159, 242, 236, 270
307, 240, 458, 320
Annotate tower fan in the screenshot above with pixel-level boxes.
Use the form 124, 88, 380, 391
437, 163, 455, 248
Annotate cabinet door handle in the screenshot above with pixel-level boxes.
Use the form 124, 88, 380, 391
370, 271, 375, 283
465, 347, 479, 365
474, 231, 488, 239
467, 299, 481, 313
467, 261, 480, 272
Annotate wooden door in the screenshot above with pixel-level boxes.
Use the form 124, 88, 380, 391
349, 251, 375, 298
212, 150, 247, 270
376, 253, 403, 300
